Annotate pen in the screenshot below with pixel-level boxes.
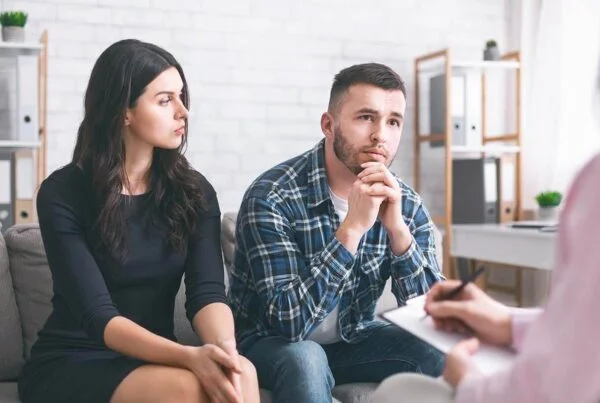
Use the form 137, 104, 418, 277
421, 265, 486, 320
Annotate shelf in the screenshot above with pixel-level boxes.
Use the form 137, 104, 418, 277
418, 60, 520, 74
0, 41, 43, 50
0, 140, 41, 149
452, 145, 520, 154
413, 48, 523, 280
0, 41, 43, 56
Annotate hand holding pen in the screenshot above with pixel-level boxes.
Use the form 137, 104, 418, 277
423, 268, 515, 347
422, 266, 486, 321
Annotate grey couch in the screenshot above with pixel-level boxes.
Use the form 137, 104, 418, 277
0, 212, 442, 403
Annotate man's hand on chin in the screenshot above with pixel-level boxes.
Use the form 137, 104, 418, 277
357, 162, 412, 255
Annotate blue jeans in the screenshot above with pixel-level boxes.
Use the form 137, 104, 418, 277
240, 324, 445, 403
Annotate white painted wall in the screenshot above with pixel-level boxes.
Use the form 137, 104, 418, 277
0, 0, 510, 213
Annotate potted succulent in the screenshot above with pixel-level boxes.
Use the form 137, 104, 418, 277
535, 191, 562, 221
483, 39, 500, 61
0, 11, 28, 42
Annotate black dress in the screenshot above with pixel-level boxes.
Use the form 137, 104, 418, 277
18, 164, 227, 403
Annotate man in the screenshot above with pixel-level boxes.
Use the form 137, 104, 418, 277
228, 63, 445, 402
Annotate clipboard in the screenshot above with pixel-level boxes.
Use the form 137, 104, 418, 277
380, 297, 516, 376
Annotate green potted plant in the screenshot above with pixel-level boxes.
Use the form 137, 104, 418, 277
0, 11, 28, 43
483, 39, 500, 61
535, 191, 562, 221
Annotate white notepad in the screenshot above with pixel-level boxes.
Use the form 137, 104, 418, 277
381, 297, 516, 375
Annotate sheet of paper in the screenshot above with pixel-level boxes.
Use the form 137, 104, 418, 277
382, 300, 515, 376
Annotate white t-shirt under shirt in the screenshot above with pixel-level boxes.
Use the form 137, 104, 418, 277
308, 188, 348, 344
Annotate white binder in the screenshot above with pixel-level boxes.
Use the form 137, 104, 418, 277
0, 152, 15, 232
14, 150, 36, 224
430, 69, 483, 148
16, 55, 39, 143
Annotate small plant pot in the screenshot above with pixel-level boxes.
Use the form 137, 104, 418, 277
537, 206, 559, 222
483, 46, 500, 61
2, 26, 25, 42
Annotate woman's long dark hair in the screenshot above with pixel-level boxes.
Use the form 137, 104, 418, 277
72, 39, 205, 259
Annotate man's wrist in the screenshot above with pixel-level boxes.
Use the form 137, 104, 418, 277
388, 222, 413, 256
336, 221, 365, 254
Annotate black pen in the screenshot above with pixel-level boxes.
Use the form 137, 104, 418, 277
421, 265, 486, 320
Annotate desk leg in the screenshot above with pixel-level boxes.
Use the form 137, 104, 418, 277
515, 267, 523, 307
452, 257, 471, 280
450, 257, 459, 280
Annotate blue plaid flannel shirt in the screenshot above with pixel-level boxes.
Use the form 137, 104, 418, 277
228, 139, 444, 345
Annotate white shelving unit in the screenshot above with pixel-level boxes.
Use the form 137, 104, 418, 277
418, 59, 521, 74
0, 140, 41, 149
451, 145, 521, 154
0, 34, 47, 177
0, 41, 44, 56
0, 41, 43, 50
0, 32, 48, 229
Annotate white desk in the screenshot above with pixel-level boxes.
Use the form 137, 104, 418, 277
451, 224, 558, 271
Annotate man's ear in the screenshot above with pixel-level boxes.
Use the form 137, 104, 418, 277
321, 112, 334, 139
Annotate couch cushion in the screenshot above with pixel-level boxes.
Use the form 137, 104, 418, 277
173, 280, 202, 346
5, 224, 201, 354
333, 383, 377, 403
4, 225, 52, 359
0, 382, 19, 403
0, 233, 23, 381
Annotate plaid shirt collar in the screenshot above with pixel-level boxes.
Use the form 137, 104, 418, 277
306, 139, 331, 209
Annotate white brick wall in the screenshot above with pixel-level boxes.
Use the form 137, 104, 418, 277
1, 0, 510, 213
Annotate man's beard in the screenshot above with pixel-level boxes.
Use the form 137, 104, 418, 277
332, 125, 394, 175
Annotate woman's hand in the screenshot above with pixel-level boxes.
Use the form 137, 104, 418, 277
184, 344, 242, 403
216, 339, 243, 401
443, 338, 481, 388
425, 280, 513, 347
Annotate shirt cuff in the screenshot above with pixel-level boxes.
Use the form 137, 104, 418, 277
510, 308, 542, 351
322, 237, 355, 281
186, 294, 229, 322
390, 238, 426, 277
454, 370, 485, 402
86, 307, 120, 346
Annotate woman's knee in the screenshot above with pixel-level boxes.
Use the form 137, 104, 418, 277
240, 356, 258, 382
169, 369, 204, 403
239, 355, 260, 402
112, 365, 205, 403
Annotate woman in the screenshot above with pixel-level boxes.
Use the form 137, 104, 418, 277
18, 39, 259, 403
372, 69, 600, 402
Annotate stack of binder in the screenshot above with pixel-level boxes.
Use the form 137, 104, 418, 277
0, 152, 15, 232
0, 53, 39, 232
